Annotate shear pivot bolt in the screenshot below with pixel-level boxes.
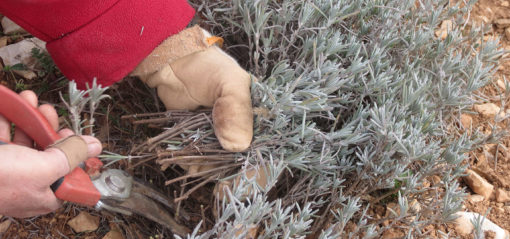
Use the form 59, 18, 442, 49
105, 175, 126, 193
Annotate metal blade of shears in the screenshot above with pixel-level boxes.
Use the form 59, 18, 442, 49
101, 191, 191, 236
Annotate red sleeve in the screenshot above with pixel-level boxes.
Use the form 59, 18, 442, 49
0, 0, 195, 88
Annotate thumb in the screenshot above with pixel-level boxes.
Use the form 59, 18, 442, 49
213, 92, 253, 152
41, 136, 102, 182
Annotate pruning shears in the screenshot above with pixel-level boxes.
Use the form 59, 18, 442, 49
0, 85, 189, 236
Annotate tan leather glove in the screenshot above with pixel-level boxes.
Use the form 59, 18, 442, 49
50, 135, 89, 170
132, 25, 253, 152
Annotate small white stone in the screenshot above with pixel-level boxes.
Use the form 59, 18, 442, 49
454, 212, 508, 239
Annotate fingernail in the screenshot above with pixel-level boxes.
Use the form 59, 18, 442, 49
87, 142, 102, 156
83, 136, 102, 156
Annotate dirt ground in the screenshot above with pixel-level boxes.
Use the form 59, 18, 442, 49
1, 1, 510, 238
459, 0, 510, 235
376, 0, 510, 237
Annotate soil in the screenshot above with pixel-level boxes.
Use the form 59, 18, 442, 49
1, 1, 510, 238
460, 0, 510, 235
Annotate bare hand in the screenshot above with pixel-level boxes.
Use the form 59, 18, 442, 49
0, 90, 102, 218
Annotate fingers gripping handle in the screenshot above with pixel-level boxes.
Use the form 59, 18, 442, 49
51, 167, 102, 206
49, 136, 102, 206
0, 85, 59, 148
0, 85, 102, 206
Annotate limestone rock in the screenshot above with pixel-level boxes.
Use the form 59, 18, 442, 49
495, 19, 510, 28
474, 103, 500, 118
102, 230, 124, 239
67, 212, 99, 233
468, 194, 485, 203
435, 20, 454, 40
460, 114, 473, 129
503, 1, 510, 7
495, 188, 510, 203
463, 169, 494, 199
454, 212, 474, 236
0, 220, 11, 234
506, 28, 510, 41
454, 212, 509, 239
1, 17, 27, 35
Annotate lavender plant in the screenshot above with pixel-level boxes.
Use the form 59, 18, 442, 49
60, 78, 110, 135
181, 0, 503, 237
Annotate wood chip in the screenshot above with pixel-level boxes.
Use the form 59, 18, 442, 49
497, 79, 507, 91
1, 17, 27, 35
460, 114, 473, 129
234, 224, 258, 239
102, 230, 124, 239
0, 220, 11, 234
0, 37, 7, 48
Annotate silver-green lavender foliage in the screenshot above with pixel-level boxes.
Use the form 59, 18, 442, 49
60, 78, 110, 135
184, 0, 503, 238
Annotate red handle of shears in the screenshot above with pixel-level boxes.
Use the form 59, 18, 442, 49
0, 85, 102, 206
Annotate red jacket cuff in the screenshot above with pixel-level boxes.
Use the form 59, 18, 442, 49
46, 0, 195, 88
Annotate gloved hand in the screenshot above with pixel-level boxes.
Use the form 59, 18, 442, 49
132, 25, 253, 152
0, 90, 102, 218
